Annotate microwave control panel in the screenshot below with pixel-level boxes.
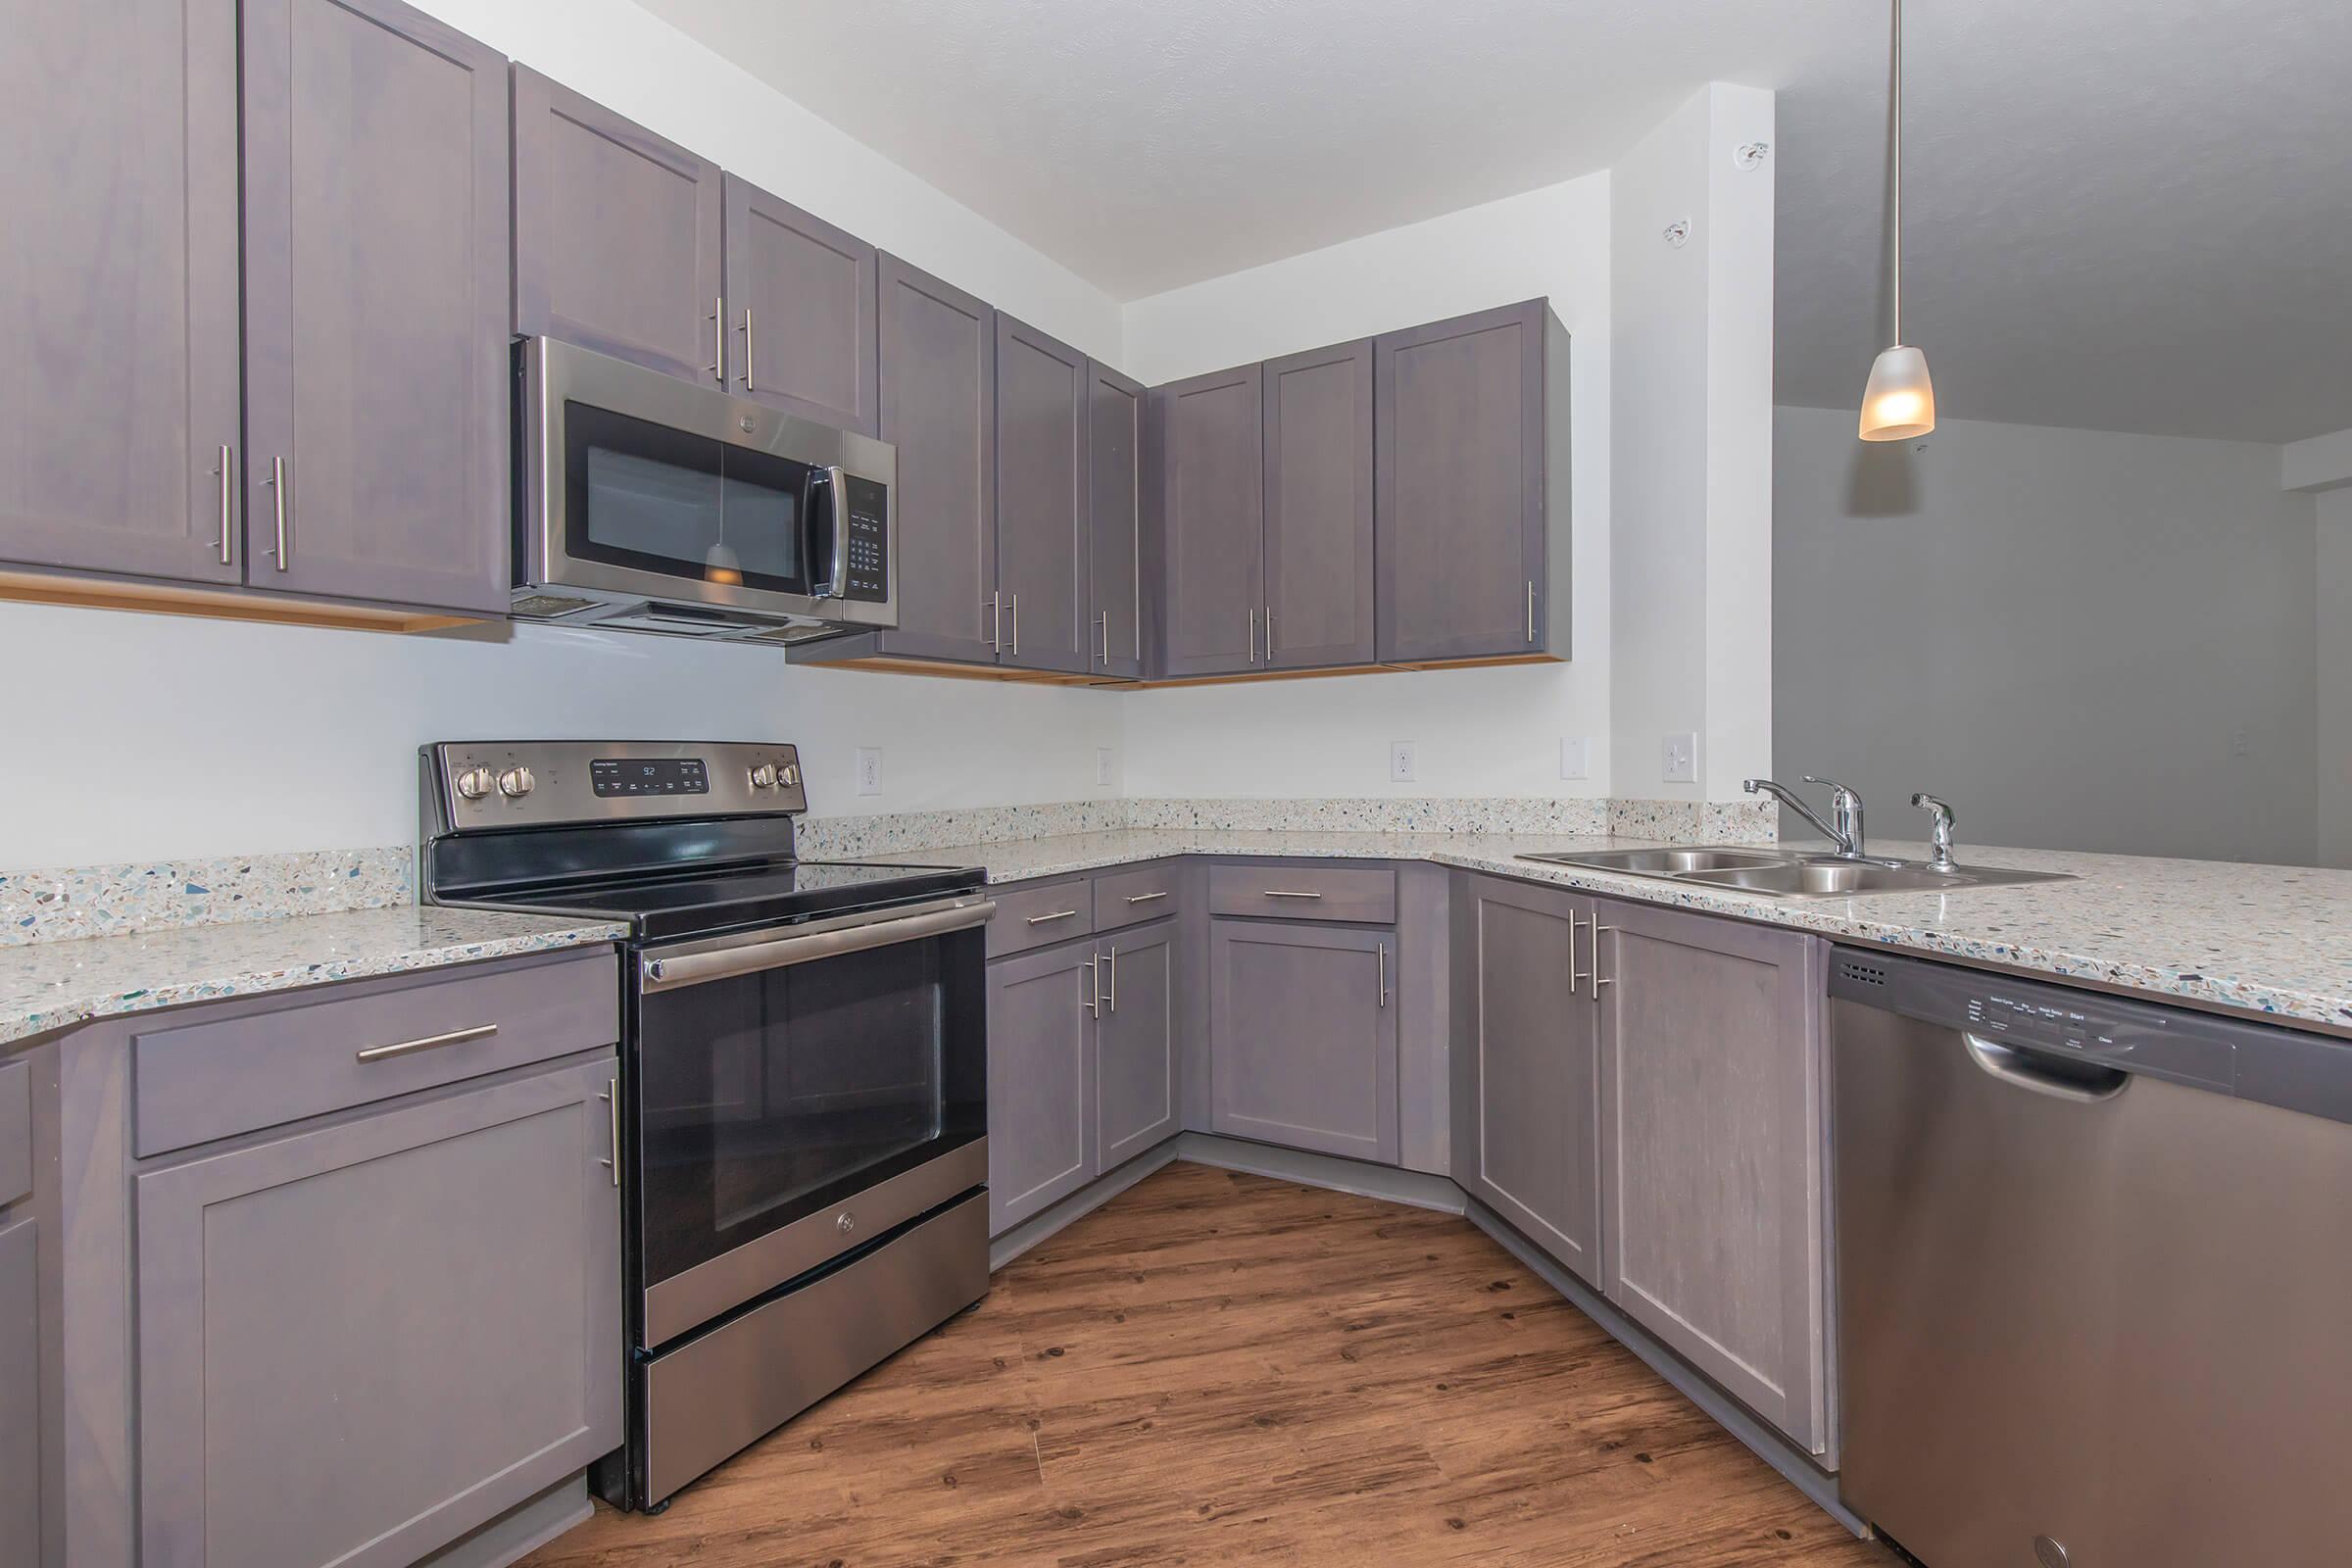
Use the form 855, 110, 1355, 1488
838, 474, 889, 603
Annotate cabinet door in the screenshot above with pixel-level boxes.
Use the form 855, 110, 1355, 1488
873, 254, 999, 664
1151, 366, 1263, 677
1096, 920, 1178, 1167
0, 1214, 37, 1568
1087, 361, 1146, 678
513, 66, 723, 385
995, 314, 1091, 674
241, 0, 510, 614
1595, 899, 1830, 1453
0, 0, 242, 585
986, 940, 1098, 1235
133, 1054, 622, 1568
1375, 300, 1549, 662
1262, 340, 1374, 669
721, 174, 877, 435
1453, 877, 1600, 1282
1209, 920, 1397, 1163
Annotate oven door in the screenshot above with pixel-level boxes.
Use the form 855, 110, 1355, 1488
632, 894, 992, 1347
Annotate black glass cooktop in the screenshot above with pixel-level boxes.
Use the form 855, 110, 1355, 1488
458, 858, 983, 942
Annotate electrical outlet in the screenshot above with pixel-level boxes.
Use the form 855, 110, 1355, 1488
1095, 747, 1113, 788
855, 747, 883, 797
1390, 742, 1417, 784
1661, 732, 1697, 785
1559, 736, 1589, 781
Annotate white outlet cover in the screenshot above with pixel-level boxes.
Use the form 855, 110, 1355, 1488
1390, 742, 1417, 784
1558, 736, 1589, 781
1660, 732, 1697, 785
1095, 747, 1113, 787
855, 746, 883, 797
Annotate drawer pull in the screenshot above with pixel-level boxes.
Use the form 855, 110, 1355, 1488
1261, 890, 1324, 901
355, 1022, 499, 1064
1125, 891, 1169, 906
1027, 908, 1081, 925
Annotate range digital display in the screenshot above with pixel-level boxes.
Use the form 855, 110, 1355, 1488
590, 758, 710, 798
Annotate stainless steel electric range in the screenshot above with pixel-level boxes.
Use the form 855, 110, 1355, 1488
419, 740, 993, 1509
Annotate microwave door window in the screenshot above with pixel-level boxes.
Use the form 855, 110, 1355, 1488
717, 457, 804, 588
584, 445, 726, 574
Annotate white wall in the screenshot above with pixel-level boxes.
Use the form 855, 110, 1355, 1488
0, 0, 1134, 870
1117, 172, 1616, 799
2320, 491, 2352, 868
1774, 405, 2322, 865
1609, 83, 1778, 806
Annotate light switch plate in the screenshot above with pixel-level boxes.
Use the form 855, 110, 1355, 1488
1559, 737, 1589, 781
1661, 732, 1697, 785
1390, 742, 1417, 784
855, 747, 883, 797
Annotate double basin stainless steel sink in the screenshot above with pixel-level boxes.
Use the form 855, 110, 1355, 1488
1516, 845, 2077, 900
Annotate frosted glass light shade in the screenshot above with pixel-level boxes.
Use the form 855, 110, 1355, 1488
1859, 344, 1936, 440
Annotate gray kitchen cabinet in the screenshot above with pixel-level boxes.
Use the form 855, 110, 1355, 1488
1, 0, 242, 586
1149, 365, 1264, 678
986, 938, 1099, 1234
0, 1211, 37, 1568
1374, 299, 1570, 663
1450, 874, 1600, 1283
1088, 362, 1147, 678
133, 1050, 622, 1568
995, 314, 1092, 674
1208, 919, 1398, 1163
721, 174, 878, 435
1261, 339, 1374, 670
1096, 919, 1179, 1166
240, 0, 511, 614
513, 65, 723, 386
1594, 897, 1832, 1455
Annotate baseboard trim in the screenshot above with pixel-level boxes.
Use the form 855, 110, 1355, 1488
990, 1141, 1184, 1270
1168, 1132, 1469, 1214
415, 1474, 594, 1568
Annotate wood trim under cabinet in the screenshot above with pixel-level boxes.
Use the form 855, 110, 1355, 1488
0, 567, 481, 635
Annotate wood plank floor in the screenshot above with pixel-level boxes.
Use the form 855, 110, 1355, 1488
524, 1161, 1895, 1567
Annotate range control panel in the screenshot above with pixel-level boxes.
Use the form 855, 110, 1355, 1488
428, 740, 806, 831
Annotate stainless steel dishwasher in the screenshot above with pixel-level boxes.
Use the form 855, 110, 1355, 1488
1831, 948, 2352, 1568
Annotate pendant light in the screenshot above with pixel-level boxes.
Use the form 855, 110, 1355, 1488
1860, 0, 1936, 440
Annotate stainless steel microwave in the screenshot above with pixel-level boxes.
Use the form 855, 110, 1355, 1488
511, 336, 897, 642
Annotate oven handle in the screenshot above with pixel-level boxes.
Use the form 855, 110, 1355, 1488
640, 896, 997, 993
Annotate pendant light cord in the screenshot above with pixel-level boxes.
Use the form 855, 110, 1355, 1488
1891, 0, 1904, 347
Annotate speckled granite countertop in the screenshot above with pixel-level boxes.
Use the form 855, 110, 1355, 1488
873, 829, 2352, 1038
0, 906, 626, 1051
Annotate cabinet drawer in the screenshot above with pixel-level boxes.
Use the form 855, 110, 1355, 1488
0, 1059, 27, 1208
1208, 863, 1396, 924
131, 950, 618, 1157
1093, 863, 1180, 931
986, 880, 1096, 958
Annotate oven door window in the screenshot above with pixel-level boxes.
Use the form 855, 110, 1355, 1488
635, 924, 985, 1289
563, 400, 812, 593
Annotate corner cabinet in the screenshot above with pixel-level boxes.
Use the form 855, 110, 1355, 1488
1149, 365, 1264, 677
1088, 362, 1147, 678
1208, 920, 1398, 1163
1593, 898, 1832, 1458
1262, 338, 1375, 670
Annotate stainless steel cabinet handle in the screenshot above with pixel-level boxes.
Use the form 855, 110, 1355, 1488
1125, 890, 1168, 906
1082, 955, 1100, 1017
1593, 924, 1618, 990
741, 306, 756, 392
1250, 606, 1259, 662
1377, 942, 1389, 1008
1527, 580, 1538, 643
1570, 915, 1592, 996
1097, 612, 1110, 664
355, 1022, 498, 1064
215, 445, 234, 565
1027, 907, 1080, 925
267, 456, 289, 570
1263, 604, 1274, 658
710, 296, 725, 383
1261, 889, 1324, 901
1009, 592, 1020, 656
601, 1076, 618, 1185
986, 591, 1002, 652
1106, 945, 1118, 1012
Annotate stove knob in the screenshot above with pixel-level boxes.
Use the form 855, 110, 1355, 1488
455, 765, 496, 802
779, 762, 801, 788
497, 766, 536, 800
749, 762, 779, 790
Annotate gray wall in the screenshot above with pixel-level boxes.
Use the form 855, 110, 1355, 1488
1773, 405, 2320, 865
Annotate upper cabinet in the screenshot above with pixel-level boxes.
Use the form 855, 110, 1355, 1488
1150, 364, 1264, 678
1087, 363, 1147, 678
720, 175, 878, 434
512, 66, 724, 386
994, 315, 1092, 674
241, 0, 512, 614
1375, 299, 1570, 663
2, 0, 243, 587
1262, 339, 1375, 670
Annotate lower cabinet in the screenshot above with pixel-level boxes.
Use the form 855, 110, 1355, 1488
0, 1211, 38, 1567
1593, 898, 1832, 1457
1451, 876, 1601, 1283
1208, 919, 1398, 1163
132, 1053, 622, 1568
1095, 921, 1179, 1166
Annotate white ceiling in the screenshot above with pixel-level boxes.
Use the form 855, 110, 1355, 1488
642, 0, 2352, 444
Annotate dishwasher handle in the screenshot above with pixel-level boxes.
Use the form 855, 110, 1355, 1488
1964, 1034, 2131, 1103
